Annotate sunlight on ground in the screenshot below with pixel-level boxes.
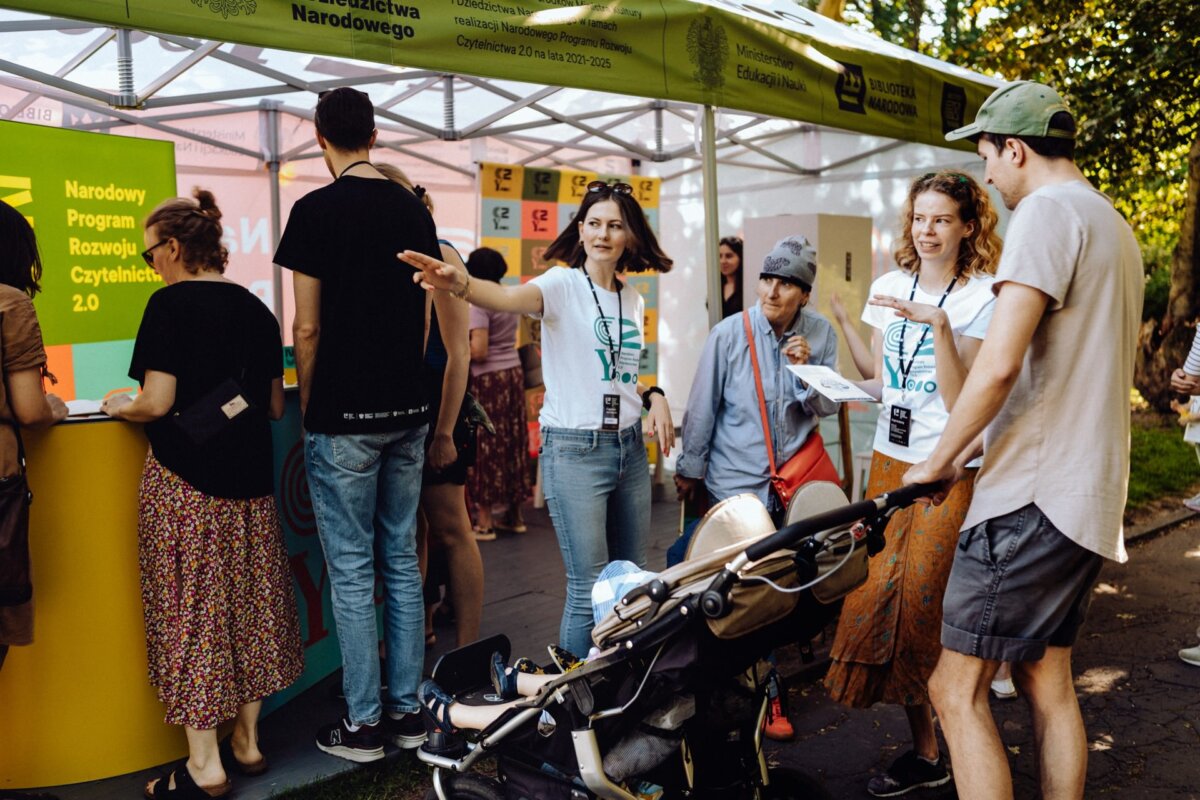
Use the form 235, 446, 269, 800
1093, 582, 1122, 595
1185, 547, 1200, 559
1075, 666, 1129, 695
1089, 733, 1115, 752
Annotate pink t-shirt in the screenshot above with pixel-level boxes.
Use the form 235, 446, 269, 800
468, 304, 522, 378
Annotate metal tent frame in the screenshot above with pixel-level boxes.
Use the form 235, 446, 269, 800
0, 12, 929, 328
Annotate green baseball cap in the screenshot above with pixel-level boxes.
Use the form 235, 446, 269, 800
945, 81, 1074, 142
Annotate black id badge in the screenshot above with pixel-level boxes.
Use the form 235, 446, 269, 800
888, 405, 912, 448
601, 394, 621, 431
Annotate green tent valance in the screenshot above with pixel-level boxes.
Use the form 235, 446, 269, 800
0, 0, 1001, 149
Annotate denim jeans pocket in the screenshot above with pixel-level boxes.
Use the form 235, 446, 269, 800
329, 434, 385, 472
547, 434, 597, 458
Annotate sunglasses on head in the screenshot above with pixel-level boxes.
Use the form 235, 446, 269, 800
587, 180, 633, 195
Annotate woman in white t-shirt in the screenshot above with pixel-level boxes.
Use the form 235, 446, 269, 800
824, 171, 1003, 798
400, 182, 674, 654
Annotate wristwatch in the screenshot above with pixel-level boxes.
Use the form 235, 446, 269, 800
641, 385, 665, 410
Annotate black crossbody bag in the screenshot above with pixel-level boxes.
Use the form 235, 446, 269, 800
171, 337, 255, 446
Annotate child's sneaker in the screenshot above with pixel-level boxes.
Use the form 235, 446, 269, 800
547, 644, 584, 673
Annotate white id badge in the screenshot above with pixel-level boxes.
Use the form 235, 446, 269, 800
601, 394, 620, 431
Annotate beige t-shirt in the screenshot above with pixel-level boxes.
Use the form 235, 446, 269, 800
962, 180, 1143, 563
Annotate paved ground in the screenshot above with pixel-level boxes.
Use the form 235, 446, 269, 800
771, 516, 1200, 799
24, 499, 1200, 799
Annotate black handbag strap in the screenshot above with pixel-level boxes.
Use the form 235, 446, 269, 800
4, 418, 26, 476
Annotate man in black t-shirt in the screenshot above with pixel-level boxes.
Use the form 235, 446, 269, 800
273, 87, 440, 762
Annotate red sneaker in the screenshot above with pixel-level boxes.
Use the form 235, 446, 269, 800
763, 694, 794, 741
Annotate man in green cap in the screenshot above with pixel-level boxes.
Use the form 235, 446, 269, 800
904, 81, 1144, 799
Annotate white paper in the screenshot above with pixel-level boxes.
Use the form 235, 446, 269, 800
65, 399, 104, 416
1185, 396, 1200, 445
786, 365, 876, 403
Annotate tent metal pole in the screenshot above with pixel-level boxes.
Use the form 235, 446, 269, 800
115, 28, 135, 107
702, 105, 722, 331
262, 100, 285, 325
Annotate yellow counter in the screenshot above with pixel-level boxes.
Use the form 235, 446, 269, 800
0, 420, 186, 787
0, 399, 334, 790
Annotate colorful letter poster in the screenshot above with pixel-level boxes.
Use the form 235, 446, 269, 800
479, 163, 661, 455
0, 120, 176, 401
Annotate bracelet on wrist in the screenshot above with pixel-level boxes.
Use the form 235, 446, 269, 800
641, 385, 665, 410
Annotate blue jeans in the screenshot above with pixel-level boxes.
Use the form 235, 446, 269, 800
305, 425, 427, 725
540, 423, 650, 655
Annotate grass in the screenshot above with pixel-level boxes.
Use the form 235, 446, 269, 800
1127, 412, 1200, 509
273, 752, 429, 800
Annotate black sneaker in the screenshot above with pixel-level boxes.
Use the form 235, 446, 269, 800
866, 750, 951, 797
384, 711, 427, 749
315, 718, 385, 763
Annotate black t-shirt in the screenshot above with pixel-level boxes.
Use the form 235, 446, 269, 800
274, 177, 440, 433
128, 281, 283, 499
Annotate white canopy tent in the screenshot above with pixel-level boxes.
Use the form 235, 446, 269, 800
0, 1, 1002, 407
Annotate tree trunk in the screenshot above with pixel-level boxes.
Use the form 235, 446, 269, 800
1135, 133, 1200, 410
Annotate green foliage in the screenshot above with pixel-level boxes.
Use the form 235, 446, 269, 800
1127, 415, 1200, 509
1142, 260, 1172, 323
814, 0, 1200, 269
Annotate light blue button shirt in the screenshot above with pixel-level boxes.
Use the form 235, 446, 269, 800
676, 302, 840, 510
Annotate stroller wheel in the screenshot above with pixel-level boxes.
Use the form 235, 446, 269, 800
760, 767, 833, 800
423, 772, 505, 800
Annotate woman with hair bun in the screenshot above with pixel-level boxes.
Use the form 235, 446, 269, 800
824, 170, 1003, 798
103, 189, 302, 799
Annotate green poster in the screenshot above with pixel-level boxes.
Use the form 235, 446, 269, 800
0, 120, 175, 347
0, 1, 996, 150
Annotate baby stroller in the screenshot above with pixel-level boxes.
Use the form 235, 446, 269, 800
418, 481, 935, 800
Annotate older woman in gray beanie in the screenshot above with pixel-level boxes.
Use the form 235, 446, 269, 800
675, 234, 841, 522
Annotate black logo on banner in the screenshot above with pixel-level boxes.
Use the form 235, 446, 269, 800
192, 0, 258, 19
941, 83, 967, 133
686, 17, 729, 90
836, 62, 866, 114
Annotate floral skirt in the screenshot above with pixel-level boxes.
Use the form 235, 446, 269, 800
467, 365, 532, 511
138, 452, 303, 729
824, 451, 976, 708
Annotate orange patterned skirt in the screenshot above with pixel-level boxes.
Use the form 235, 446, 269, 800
824, 451, 976, 708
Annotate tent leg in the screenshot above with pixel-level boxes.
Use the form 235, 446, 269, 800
702, 105, 722, 331
261, 99, 284, 325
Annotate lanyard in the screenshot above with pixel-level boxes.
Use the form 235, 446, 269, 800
337, 160, 373, 179
897, 273, 956, 388
583, 266, 622, 383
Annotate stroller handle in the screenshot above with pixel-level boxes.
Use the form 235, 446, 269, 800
741, 482, 940, 563
699, 482, 940, 619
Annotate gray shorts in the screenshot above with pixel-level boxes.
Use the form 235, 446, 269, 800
942, 503, 1104, 663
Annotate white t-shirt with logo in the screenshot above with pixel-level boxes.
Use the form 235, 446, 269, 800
862, 269, 996, 463
529, 266, 645, 430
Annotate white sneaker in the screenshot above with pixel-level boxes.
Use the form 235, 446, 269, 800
1179, 644, 1200, 666
1184, 494, 1200, 513
990, 677, 1018, 699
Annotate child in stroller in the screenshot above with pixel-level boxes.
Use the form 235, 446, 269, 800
417, 482, 934, 800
